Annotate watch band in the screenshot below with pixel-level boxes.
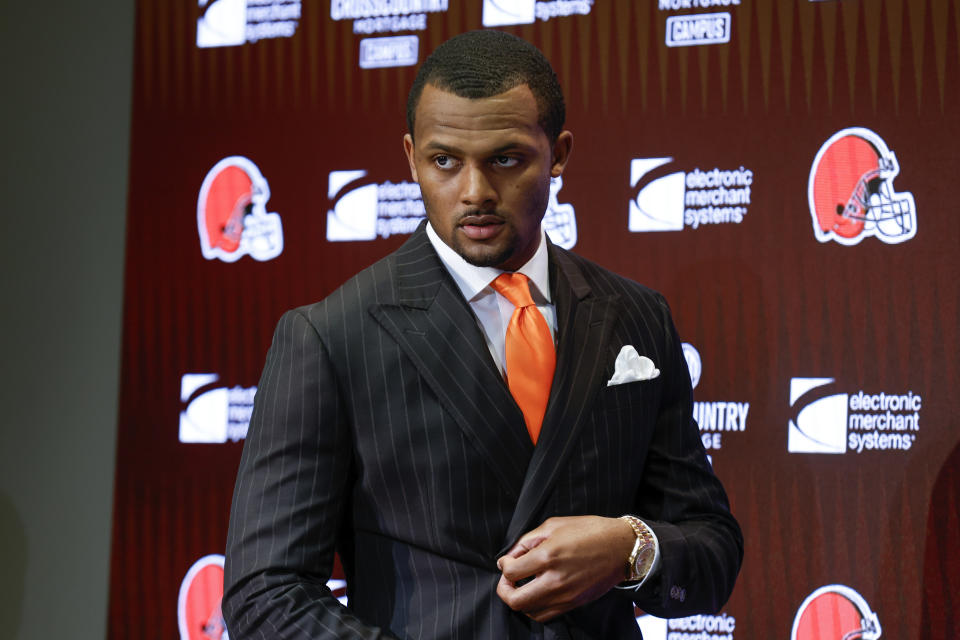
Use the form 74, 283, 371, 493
619, 515, 656, 582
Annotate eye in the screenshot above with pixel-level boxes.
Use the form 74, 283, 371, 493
434, 154, 458, 170
493, 155, 519, 168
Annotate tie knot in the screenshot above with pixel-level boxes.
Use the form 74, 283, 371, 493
491, 272, 535, 308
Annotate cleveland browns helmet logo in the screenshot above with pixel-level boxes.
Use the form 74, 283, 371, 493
197, 156, 283, 262
177, 554, 228, 639
792, 584, 881, 640
808, 127, 916, 246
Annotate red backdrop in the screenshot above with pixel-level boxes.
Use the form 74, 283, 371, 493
109, 1, 960, 638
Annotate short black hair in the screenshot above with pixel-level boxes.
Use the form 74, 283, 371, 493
407, 30, 565, 142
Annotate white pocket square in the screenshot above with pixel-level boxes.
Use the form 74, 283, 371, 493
607, 345, 660, 386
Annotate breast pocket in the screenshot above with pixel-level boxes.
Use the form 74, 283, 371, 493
598, 378, 650, 413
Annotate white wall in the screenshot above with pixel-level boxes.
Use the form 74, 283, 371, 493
0, 1, 133, 638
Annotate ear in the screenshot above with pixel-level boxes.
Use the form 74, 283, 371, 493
550, 130, 573, 178
403, 133, 419, 183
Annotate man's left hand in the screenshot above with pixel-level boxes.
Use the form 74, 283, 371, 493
496, 515, 635, 623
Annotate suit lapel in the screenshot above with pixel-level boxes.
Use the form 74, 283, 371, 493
369, 227, 532, 500
503, 245, 621, 549
370, 228, 621, 531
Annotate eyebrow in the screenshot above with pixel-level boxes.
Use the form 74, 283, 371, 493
420, 140, 535, 156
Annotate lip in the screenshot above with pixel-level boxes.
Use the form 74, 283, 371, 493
459, 214, 505, 241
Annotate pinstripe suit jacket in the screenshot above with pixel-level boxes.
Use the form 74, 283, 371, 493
223, 224, 742, 639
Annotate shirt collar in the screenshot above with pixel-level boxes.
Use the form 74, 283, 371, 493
426, 222, 552, 303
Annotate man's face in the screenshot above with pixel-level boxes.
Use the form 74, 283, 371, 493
404, 84, 572, 272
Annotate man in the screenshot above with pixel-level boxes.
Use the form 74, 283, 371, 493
223, 30, 742, 639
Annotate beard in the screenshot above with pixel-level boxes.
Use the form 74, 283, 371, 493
422, 182, 549, 271
450, 221, 520, 268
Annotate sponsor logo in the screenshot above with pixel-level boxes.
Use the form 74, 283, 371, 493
659, 0, 740, 8
326, 170, 425, 242
636, 614, 668, 639
177, 555, 227, 640
359, 35, 419, 69
682, 342, 702, 389
483, 0, 536, 26
179, 374, 255, 443
197, 156, 283, 263
197, 0, 302, 48
788, 378, 921, 455
543, 176, 578, 249
683, 343, 748, 453
788, 378, 847, 454
326, 172, 577, 247
665, 12, 731, 47
331, 0, 448, 35
808, 127, 916, 246
482, 0, 593, 26
629, 158, 754, 232
636, 612, 737, 640
792, 585, 881, 640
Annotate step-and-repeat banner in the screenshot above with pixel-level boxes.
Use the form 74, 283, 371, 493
109, 1, 959, 638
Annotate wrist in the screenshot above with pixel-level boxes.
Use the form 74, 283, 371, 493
615, 516, 638, 567
618, 515, 656, 583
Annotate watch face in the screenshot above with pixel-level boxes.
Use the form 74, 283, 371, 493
634, 544, 655, 579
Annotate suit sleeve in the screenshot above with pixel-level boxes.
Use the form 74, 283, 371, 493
631, 294, 744, 617
222, 309, 395, 639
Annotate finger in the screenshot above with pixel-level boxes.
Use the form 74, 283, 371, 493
497, 568, 544, 608
518, 575, 579, 621
497, 533, 547, 570
499, 546, 550, 582
507, 518, 558, 555
496, 572, 523, 608
496, 516, 565, 569
498, 567, 567, 614
507, 533, 548, 558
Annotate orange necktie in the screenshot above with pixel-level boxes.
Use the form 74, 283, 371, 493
491, 272, 556, 444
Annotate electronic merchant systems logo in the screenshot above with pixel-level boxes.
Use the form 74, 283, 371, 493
326, 170, 425, 242
179, 374, 256, 443
197, 0, 302, 48
636, 612, 737, 640
788, 378, 921, 455
483, 0, 535, 25
808, 127, 916, 246
197, 156, 283, 263
682, 343, 749, 455
482, 0, 593, 26
792, 584, 881, 640
629, 158, 754, 233
177, 555, 227, 640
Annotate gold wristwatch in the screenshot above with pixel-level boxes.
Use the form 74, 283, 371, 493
620, 515, 656, 582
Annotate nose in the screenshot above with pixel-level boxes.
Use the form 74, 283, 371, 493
461, 164, 498, 209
